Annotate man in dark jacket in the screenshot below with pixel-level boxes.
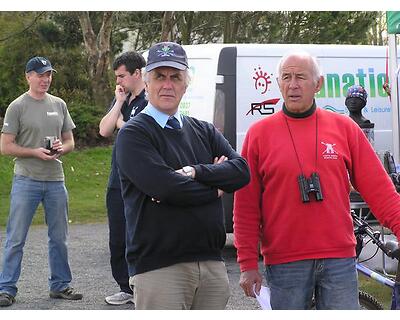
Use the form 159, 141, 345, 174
116, 42, 250, 309
99, 51, 147, 305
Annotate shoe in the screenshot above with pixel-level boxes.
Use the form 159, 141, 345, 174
0, 292, 15, 307
49, 287, 83, 300
105, 291, 134, 305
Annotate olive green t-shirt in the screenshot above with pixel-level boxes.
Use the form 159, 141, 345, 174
1, 92, 75, 181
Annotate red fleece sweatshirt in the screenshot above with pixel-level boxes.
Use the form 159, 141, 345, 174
234, 107, 400, 272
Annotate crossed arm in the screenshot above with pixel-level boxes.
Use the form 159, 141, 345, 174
116, 123, 250, 207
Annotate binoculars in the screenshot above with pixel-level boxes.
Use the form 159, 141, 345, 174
298, 172, 324, 203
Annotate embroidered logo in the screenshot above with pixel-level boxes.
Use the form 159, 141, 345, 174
157, 45, 175, 57
41, 59, 47, 65
321, 142, 338, 160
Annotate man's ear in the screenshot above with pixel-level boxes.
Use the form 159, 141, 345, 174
135, 69, 141, 79
315, 76, 324, 93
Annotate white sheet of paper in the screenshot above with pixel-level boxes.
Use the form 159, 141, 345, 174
253, 284, 272, 310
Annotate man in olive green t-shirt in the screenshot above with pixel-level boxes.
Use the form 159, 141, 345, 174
0, 56, 82, 307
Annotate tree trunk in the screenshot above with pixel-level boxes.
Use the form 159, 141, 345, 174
180, 12, 194, 44
77, 11, 113, 107
161, 11, 174, 42
223, 12, 232, 43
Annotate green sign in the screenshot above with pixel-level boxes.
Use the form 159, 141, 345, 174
387, 11, 400, 34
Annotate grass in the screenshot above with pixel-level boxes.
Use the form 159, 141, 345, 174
0, 146, 112, 226
359, 273, 393, 309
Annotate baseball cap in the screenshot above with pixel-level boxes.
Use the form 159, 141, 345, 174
25, 56, 57, 74
346, 85, 368, 103
145, 42, 188, 72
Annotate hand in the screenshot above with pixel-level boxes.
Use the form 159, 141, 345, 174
33, 147, 59, 161
50, 138, 63, 156
239, 270, 263, 298
115, 85, 128, 103
214, 155, 228, 164
175, 166, 195, 178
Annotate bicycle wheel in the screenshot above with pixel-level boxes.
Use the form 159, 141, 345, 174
358, 291, 384, 310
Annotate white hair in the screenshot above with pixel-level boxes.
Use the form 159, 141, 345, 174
142, 68, 191, 87
276, 51, 322, 84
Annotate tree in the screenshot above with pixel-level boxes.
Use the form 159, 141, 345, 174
160, 11, 175, 41
0, 12, 49, 116
77, 11, 114, 106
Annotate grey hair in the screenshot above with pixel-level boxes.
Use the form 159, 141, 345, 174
276, 51, 322, 84
142, 68, 191, 87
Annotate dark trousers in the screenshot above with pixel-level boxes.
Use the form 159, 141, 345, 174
106, 188, 132, 294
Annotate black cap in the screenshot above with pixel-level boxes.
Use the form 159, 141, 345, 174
145, 42, 188, 72
25, 56, 57, 74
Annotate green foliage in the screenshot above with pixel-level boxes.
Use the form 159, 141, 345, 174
0, 146, 112, 226
45, 12, 83, 47
68, 102, 109, 146
112, 12, 163, 52
0, 12, 49, 116
166, 11, 379, 45
0, 12, 93, 119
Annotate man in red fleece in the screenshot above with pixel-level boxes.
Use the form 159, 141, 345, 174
233, 51, 400, 309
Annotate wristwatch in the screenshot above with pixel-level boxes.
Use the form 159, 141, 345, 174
182, 166, 193, 177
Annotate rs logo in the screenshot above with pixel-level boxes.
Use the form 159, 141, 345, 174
246, 98, 280, 115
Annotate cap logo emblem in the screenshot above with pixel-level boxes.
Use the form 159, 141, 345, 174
41, 59, 47, 65
157, 45, 175, 57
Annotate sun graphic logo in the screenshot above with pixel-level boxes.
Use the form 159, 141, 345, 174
253, 66, 271, 94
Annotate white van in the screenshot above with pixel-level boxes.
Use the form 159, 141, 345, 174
178, 43, 398, 232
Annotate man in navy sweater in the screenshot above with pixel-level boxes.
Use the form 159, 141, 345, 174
116, 42, 250, 310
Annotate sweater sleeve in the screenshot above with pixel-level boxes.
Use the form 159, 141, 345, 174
116, 121, 219, 207
192, 123, 250, 193
349, 122, 400, 239
233, 127, 263, 272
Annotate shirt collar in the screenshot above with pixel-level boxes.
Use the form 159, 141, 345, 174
282, 100, 316, 118
142, 103, 183, 128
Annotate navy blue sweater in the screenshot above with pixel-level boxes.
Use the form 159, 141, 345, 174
116, 113, 250, 276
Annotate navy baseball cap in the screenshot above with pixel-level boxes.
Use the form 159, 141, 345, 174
145, 42, 188, 72
25, 56, 57, 74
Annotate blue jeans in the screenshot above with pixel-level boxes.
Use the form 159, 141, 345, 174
264, 258, 359, 310
0, 175, 72, 297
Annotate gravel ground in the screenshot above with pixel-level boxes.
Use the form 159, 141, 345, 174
0, 224, 262, 310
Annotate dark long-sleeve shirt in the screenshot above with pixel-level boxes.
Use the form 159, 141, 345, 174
116, 113, 250, 276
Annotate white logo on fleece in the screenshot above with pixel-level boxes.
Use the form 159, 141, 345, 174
321, 141, 338, 160
321, 142, 337, 154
